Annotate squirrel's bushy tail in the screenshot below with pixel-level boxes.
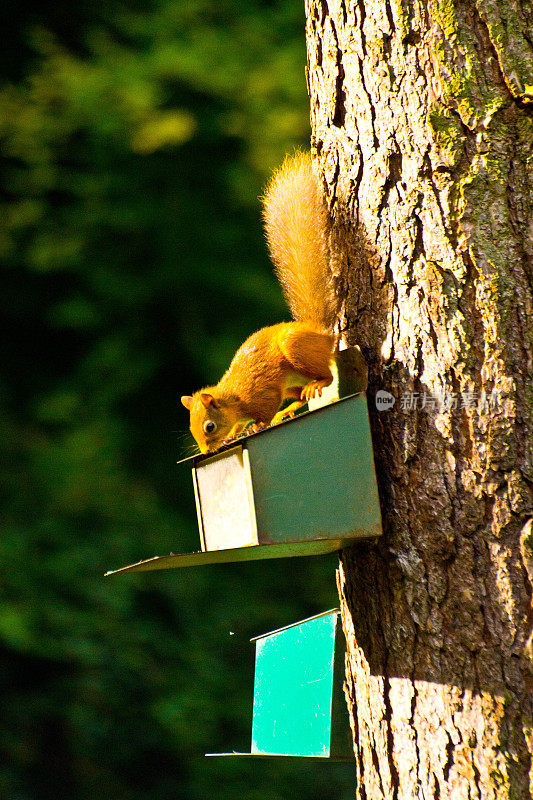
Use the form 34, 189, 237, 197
262, 152, 337, 330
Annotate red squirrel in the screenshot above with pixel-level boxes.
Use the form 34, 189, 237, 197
181, 152, 338, 454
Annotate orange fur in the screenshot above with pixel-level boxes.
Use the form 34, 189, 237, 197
262, 152, 336, 329
182, 154, 338, 454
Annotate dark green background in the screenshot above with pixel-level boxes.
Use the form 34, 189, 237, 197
1, 1, 354, 797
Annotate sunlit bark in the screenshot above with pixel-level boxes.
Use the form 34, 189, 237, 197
306, 0, 533, 795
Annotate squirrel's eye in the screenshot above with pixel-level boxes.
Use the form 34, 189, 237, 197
203, 420, 217, 434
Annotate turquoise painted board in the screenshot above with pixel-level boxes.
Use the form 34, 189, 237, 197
206, 610, 353, 760
252, 612, 337, 756
250, 610, 352, 759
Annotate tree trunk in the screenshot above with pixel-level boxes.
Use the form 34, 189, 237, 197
305, 0, 533, 796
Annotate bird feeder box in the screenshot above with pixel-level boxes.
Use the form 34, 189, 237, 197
106, 391, 381, 576
207, 609, 353, 759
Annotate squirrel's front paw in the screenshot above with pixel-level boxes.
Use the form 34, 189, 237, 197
222, 422, 244, 444
271, 409, 292, 426
270, 400, 306, 426
245, 422, 266, 435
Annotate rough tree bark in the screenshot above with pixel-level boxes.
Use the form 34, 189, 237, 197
305, 0, 533, 797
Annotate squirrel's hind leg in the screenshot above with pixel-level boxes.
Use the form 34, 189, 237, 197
278, 327, 334, 390
300, 379, 330, 401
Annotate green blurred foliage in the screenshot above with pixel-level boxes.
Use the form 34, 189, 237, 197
0, 1, 355, 798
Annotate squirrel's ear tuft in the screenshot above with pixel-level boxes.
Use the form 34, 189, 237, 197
199, 393, 217, 409
181, 395, 193, 410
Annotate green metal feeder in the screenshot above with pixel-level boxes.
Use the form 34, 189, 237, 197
106, 349, 381, 576
207, 609, 353, 760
